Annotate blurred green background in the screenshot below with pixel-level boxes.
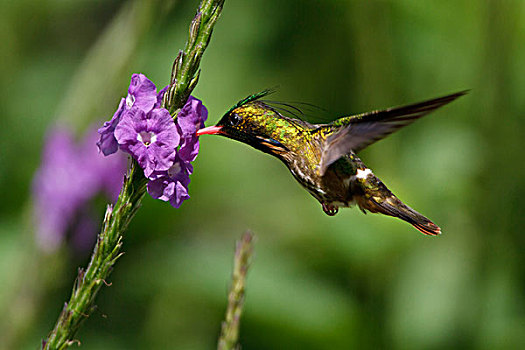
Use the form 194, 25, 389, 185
1, 0, 524, 349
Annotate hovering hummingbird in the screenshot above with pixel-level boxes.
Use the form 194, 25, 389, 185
197, 90, 467, 235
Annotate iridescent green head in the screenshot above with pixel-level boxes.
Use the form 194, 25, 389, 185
197, 90, 299, 156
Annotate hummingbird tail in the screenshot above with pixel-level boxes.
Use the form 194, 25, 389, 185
364, 196, 441, 236
354, 170, 441, 235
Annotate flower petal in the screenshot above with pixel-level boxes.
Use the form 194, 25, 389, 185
148, 108, 179, 148
116, 107, 179, 177
128, 73, 157, 111
146, 154, 192, 208
177, 96, 208, 136
178, 135, 200, 162
97, 98, 126, 156
114, 108, 145, 151
170, 181, 190, 208
147, 174, 174, 201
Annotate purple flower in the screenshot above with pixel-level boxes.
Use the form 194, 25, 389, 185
97, 74, 162, 156
178, 96, 209, 135
96, 71, 208, 209
147, 154, 193, 208
144, 96, 208, 208
33, 129, 86, 251
115, 107, 179, 178
97, 98, 126, 156
33, 126, 126, 252
126, 73, 157, 111
177, 96, 208, 162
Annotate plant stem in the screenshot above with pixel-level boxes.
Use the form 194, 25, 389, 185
163, 0, 225, 115
42, 163, 146, 349
217, 232, 255, 350
42, 1, 225, 348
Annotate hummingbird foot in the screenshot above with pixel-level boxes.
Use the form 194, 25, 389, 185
322, 203, 339, 216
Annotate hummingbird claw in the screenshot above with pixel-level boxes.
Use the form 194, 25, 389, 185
322, 203, 339, 216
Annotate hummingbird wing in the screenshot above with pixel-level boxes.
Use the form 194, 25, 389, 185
318, 91, 467, 175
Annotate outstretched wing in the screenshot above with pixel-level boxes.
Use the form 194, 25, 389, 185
318, 91, 467, 175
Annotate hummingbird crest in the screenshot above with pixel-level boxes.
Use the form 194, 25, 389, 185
197, 90, 468, 236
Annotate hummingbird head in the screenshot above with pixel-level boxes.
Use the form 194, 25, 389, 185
196, 90, 299, 157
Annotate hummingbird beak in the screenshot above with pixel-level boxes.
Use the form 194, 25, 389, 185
196, 125, 223, 136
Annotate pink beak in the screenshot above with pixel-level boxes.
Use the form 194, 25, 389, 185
196, 125, 223, 136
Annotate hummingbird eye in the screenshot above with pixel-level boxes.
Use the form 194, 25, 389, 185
229, 113, 242, 127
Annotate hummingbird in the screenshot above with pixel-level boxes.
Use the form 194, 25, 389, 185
196, 90, 467, 235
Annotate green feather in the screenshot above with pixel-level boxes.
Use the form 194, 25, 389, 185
226, 89, 276, 115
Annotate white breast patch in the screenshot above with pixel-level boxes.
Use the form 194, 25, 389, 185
356, 168, 372, 179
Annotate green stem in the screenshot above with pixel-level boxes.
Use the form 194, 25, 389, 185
42, 1, 225, 348
42, 163, 146, 349
217, 232, 255, 350
163, 0, 225, 114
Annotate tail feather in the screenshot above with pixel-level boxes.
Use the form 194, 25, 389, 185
354, 171, 441, 236
367, 197, 441, 236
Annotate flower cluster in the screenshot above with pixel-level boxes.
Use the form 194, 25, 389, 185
33, 127, 126, 252
97, 73, 207, 208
